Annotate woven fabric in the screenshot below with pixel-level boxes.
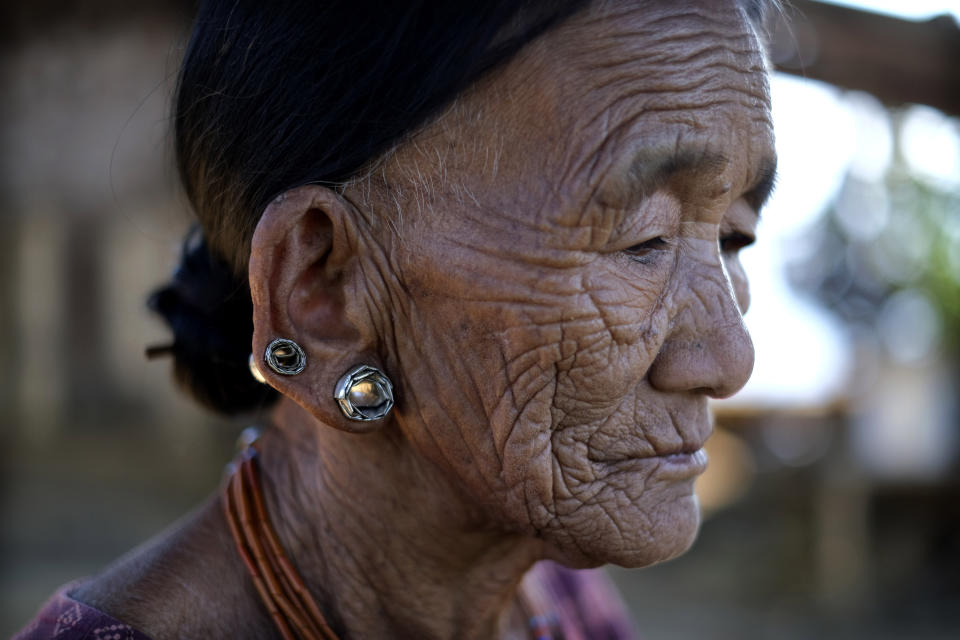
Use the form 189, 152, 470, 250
522, 561, 638, 640
12, 584, 151, 640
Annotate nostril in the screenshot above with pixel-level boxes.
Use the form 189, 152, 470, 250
647, 326, 754, 398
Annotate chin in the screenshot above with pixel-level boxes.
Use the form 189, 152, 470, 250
542, 484, 703, 570
613, 492, 702, 568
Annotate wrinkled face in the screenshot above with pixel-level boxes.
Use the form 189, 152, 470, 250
352, 0, 775, 567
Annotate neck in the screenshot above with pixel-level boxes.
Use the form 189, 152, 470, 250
71, 399, 545, 639
252, 399, 545, 639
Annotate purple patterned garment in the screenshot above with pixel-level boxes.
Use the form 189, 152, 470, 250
12, 583, 150, 640
15, 563, 636, 639
522, 561, 638, 640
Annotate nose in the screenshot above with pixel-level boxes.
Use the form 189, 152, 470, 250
646, 256, 755, 399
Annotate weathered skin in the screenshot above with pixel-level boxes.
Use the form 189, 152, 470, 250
72, 2, 776, 638
362, 0, 774, 569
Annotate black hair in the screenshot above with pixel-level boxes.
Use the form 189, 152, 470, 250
148, 228, 272, 414
151, 0, 589, 415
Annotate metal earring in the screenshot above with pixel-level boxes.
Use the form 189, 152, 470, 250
334, 364, 394, 421
249, 354, 267, 384
264, 338, 307, 376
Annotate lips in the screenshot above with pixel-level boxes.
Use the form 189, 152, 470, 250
579, 399, 714, 465
659, 442, 705, 457
588, 446, 709, 480
586, 436, 708, 463
656, 448, 709, 479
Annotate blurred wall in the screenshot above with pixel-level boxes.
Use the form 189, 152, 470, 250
0, 2, 243, 633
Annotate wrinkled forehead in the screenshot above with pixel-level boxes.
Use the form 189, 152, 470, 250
552, 1, 775, 202
508, 1, 773, 173
558, 0, 770, 92
381, 0, 774, 226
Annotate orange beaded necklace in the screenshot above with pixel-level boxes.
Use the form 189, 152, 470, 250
223, 447, 339, 640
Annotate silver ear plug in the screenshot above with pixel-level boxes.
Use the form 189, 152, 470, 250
334, 364, 394, 421
264, 338, 307, 376
249, 354, 267, 384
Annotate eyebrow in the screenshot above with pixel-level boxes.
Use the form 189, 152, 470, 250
611, 144, 779, 215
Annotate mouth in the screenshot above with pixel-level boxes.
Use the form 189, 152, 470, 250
589, 447, 709, 480
580, 405, 714, 476
588, 444, 706, 462
587, 439, 706, 463
656, 447, 709, 479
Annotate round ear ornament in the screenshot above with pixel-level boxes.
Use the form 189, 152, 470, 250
264, 338, 307, 376
334, 364, 394, 421
248, 354, 268, 384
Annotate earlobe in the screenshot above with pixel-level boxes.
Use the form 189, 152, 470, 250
248, 185, 391, 433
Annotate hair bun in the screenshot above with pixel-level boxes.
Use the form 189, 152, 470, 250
147, 228, 277, 415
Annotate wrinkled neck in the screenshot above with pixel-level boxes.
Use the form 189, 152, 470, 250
255, 398, 545, 639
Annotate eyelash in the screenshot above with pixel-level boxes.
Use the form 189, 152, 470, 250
719, 232, 755, 253
621, 230, 755, 264
623, 237, 671, 263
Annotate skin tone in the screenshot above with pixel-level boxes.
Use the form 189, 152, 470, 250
72, 1, 776, 638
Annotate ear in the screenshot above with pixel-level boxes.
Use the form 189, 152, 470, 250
248, 185, 389, 434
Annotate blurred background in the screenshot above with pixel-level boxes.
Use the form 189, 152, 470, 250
1, 0, 958, 637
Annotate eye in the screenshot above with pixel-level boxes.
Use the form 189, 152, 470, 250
719, 231, 755, 254
623, 236, 671, 263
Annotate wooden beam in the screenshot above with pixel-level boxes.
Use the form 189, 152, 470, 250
771, 0, 960, 116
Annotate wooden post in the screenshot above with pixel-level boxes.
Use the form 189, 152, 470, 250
772, 0, 960, 116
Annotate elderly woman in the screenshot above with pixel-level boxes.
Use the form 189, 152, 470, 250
17, 0, 777, 638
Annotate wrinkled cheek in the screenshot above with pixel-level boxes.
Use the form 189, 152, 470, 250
553, 304, 668, 417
